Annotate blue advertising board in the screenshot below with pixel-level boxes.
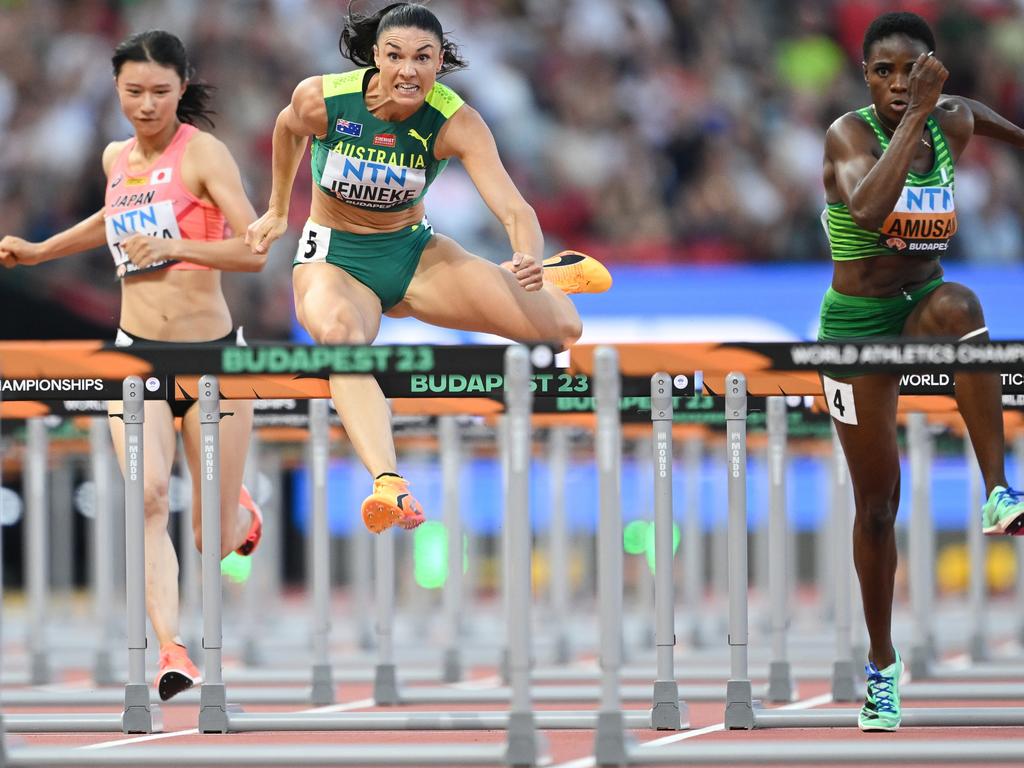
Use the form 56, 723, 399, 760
292, 264, 1024, 536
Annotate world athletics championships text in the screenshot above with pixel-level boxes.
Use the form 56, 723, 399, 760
788, 343, 1024, 367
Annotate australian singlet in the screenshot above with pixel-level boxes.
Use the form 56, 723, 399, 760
318, 143, 427, 210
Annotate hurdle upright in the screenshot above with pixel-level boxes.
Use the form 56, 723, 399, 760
586, 338, 1024, 766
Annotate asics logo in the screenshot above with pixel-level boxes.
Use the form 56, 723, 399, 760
408, 129, 432, 152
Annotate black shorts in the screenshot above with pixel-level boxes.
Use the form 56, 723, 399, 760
114, 327, 246, 418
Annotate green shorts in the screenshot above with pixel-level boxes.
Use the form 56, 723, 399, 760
817, 276, 944, 377
293, 219, 432, 310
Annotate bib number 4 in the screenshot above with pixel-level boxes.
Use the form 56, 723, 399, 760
823, 375, 858, 425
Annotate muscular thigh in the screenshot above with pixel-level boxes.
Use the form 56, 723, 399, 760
903, 282, 986, 338
293, 262, 383, 343
825, 373, 902, 498
391, 234, 565, 340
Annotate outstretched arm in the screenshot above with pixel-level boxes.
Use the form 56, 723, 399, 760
246, 76, 327, 255
437, 104, 544, 291
955, 96, 1024, 148
0, 209, 106, 268
122, 133, 263, 272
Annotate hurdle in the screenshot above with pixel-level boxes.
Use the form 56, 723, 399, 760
186, 365, 692, 730
2, 382, 161, 733
893, 411, 1024, 697
0, 344, 545, 765
0, 414, 125, 689
573, 339, 1024, 766
6, 337, 1024, 766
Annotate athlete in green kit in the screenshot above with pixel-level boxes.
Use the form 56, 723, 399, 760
820, 11, 1024, 731
246, 3, 610, 535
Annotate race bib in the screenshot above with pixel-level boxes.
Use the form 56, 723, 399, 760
823, 375, 858, 425
319, 151, 426, 210
293, 220, 331, 264
877, 184, 956, 254
105, 200, 181, 278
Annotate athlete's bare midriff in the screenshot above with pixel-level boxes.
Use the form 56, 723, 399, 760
831, 253, 944, 298
309, 184, 427, 235
119, 268, 232, 341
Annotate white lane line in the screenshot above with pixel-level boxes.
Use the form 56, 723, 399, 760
79, 696, 377, 749
81, 729, 199, 750
77, 665, 506, 750
306, 696, 376, 713
548, 692, 834, 768
452, 674, 502, 689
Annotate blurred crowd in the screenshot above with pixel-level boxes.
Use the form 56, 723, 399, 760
2, 0, 1024, 337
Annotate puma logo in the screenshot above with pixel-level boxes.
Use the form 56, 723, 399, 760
408, 129, 432, 152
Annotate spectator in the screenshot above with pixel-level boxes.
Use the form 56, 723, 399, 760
2, 0, 1024, 338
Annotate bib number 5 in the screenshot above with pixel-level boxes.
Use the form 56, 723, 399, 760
293, 220, 331, 264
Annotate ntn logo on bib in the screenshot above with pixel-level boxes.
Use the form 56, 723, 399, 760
881, 185, 957, 242
108, 201, 181, 238
320, 151, 427, 209
892, 185, 954, 214
105, 200, 182, 275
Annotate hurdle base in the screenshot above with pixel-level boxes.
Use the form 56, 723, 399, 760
358, 624, 375, 652
311, 663, 335, 706
831, 659, 859, 702
650, 680, 686, 730
724, 679, 754, 730
499, 647, 510, 685
969, 632, 989, 663
766, 660, 797, 703
595, 710, 635, 767
241, 636, 264, 667
93, 648, 118, 687
122, 685, 162, 734
552, 633, 572, 666
909, 634, 936, 679
442, 648, 463, 683
29, 651, 51, 686
909, 646, 932, 680
504, 711, 546, 767
373, 663, 400, 706
197, 684, 231, 733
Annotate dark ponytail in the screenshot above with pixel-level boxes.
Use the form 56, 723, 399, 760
111, 30, 216, 128
339, 2, 467, 76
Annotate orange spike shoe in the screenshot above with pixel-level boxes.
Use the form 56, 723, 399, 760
361, 474, 425, 533
155, 642, 201, 701
542, 250, 612, 294
234, 484, 263, 556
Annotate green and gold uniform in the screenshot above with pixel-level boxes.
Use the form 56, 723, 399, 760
818, 106, 956, 344
294, 68, 465, 310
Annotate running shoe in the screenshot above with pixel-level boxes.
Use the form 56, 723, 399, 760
156, 642, 201, 701
234, 484, 263, 556
858, 649, 902, 732
361, 474, 425, 533
982, 485, 1024, 535
542, 250, 612, 294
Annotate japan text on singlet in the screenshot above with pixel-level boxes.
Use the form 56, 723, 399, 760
310, 68, 464, 211
103, 123, 227, 279
823, 106, 957, 260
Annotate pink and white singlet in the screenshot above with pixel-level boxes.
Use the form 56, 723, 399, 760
104, 123, 227, 279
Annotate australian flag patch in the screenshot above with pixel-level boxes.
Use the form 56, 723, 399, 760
335, 118, 363, 138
